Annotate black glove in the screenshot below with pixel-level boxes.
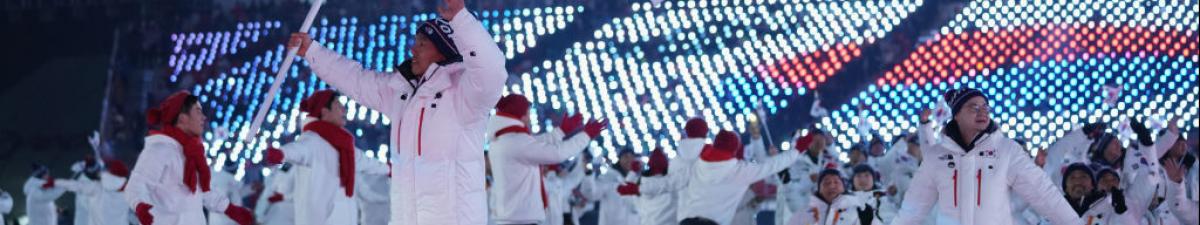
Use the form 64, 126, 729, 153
1082, 122, 1107, 139
778, 170, 791, 184
1130, 119, 1153, 147
1111, 189, 1128, 214
857, 205, 876, 225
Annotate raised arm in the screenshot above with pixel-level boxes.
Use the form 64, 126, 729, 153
734, 150, 801, 183
506, 130, 594, 165
300, 41, 409, 114
445, 7, 507, 112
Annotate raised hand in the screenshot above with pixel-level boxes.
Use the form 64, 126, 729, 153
438, 0, 466, 21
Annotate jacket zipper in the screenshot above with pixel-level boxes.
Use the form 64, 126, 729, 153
976, 169, 982, 207
417, 107, 426, 156
953, 169, 959, 207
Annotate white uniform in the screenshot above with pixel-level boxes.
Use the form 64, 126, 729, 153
1121, 131, 1180, 222
779, 148, 840, 223
544, 161, 588, 225
678, 149, 800, 225
123, 135, 235, 225
587, 168, 640, 225
207, 170, 246, 225
635, 138, 705, 222
279, 130, 391, 225
302, 8, 505, 225
357, 172, 391, 225
57, 172, 132, 225
890, 123, 1082, 225
24, 177, 67, 225
254, 168, 294, 225
0, 189, 11, 224
876, 142, 920, 202
73, 175, 91, 225
787, 193, 883, 225
635, 175, 678, 225
488, 116, 593, 225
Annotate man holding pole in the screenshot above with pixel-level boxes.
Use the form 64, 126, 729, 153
286, 0, 507, 224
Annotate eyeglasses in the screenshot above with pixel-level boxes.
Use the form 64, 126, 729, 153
968, 104, 991, 115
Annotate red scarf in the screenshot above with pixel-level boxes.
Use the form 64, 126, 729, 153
304, 120, 356, 197
149, 126, 210, 193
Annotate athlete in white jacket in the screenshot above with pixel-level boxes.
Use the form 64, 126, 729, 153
780, 129, 839, 221
287, 0, 506, 223
254, 164, 294, 225
264, 90, 392, 225
488, 94, 605, 225
788, 169, 884, 225
123, 91, 255, 225
587, 149, 642, 225
24, 164, 67, 225
678, 130, 805, 224
544, 158, 588, 225
207, 164, 248, 225
624, 118, 709, 223
849, 165, 898, 224
890, 88, 1081, 225
56, 160, 134, 225
617, 148, 678, 225
1057, 163, 1137, 225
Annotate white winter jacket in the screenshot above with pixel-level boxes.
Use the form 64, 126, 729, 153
24, 177, 66, 225
255, 168, 294, 225
58, 172, 132, 225
280, 130, 390, 225
890, 123, 1082, 225
636, 175, 678, 225
678, 149, 801, 224
488, 116, 593, 224
207, 170, 246, 225
123, 135, 234, 225
587, 168, 640, 225
302, 8, 505, 225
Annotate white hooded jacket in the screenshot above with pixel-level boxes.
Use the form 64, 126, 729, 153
678, 149, 800, 224
279, 130, 391, 225
889, 122, 1082, 225
123, 135, 235, 225
487, 115, 593, 224
302, 8, 505, 225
